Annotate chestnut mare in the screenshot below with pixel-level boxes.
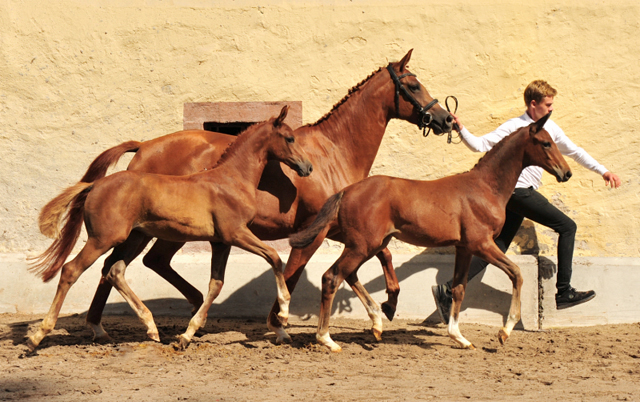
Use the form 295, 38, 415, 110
27, 106, 313, 351
289, 113, 572, 352
70, 49, 453, 345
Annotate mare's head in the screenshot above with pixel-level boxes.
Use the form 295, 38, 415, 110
266, 105, 313, 177
387, 49, 454, 135
523, 112, 572, 182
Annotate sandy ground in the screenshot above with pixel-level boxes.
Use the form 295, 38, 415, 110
1, 313, 639, 402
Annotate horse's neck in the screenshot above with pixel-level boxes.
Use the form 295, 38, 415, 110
311, 72, 392, 180
215, 131, 270, 188
473, 130, 528, 203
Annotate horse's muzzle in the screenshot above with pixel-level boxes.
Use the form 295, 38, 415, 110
556, 169, 572, 183
295, 161, 313, 177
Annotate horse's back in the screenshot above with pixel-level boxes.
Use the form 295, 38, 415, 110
128, 130, 235, 175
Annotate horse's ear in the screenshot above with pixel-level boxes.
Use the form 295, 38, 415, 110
274, 105, 289, 127
532, 111, 552, 133
397, 49, 413, 71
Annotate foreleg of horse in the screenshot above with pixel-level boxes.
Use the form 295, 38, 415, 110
376, 248, 400, 321
267, 235, 325, 344
448, 247, 475, 350
475, 243, 523, 345
86, 235, 151, 342
27, 240, 107, 352
143, 239, 204, 314
317, 250, 365, 353
174, 242, 230, 350
345, 274, 383, 341
231, 229, 291, 324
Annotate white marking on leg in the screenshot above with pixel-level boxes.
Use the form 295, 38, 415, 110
316, 332, 341, 352
447, 315, 472, 349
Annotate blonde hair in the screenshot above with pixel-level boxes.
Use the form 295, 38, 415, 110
524, 80, 557, 106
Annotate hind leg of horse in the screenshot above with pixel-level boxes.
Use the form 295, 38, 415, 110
376, 248, 400, 321
345, 273, 383, 341
267, 233, 326, 344
474, 242, 523, 345
175, 242, 231, 350
142, 239, 204, 314
86, 235, 152, 342
27, 239, 109, 352
447, 247, 474, 349
104, 232, 160, 342
317, 248, 367, 352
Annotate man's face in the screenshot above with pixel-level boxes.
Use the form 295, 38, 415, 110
528, 96, 554, 122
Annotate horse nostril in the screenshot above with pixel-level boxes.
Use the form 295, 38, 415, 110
446, 115, 453, 123
566, 171, 572, 179
308, 166, 313, 173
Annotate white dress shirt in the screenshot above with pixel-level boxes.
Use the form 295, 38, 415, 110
458, 113, 609, 189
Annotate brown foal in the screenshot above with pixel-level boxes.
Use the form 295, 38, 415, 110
68, 50, 453, 345
28, 106, 312, 351
289, 113, 572, 352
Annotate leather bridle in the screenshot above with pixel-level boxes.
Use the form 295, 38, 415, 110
387, 63, 438, 137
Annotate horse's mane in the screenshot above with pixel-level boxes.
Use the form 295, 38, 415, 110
471, 126, 525, 170
307, 66, 384, 127
210, 121, 263, 170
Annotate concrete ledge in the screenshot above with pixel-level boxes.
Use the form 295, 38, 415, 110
2, 252, 637, 329
540, 256, 640, 328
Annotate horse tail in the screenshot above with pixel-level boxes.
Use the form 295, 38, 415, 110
80, 140, 142, 183
29, 182, 94, 282
289, 191, 344, 249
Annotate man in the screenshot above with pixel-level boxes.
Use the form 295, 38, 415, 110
432, 80, 622, 325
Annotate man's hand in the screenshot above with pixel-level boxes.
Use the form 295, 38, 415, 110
603, 171, 621, 188
451, 113, 464, 132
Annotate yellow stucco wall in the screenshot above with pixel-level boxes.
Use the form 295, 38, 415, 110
1, 0, 638, 258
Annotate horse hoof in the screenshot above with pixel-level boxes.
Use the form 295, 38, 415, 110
328, 343, 342, 353
498, 328, 509, 345
172, 335, 190, 351
148, 331, 161, 343
25, 337, 38, 353
267, 321, 292, 345
276, 333, 292, 345
372, 328, 383, 342
466, 343, 476, 350
93, 333, 114, 344
381, 302, 396, 321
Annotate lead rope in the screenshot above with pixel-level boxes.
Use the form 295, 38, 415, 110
445, 95, 462, 144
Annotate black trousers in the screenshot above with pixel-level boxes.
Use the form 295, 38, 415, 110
449, 187, 577, 294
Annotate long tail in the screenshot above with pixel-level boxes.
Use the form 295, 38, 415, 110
289, 191, 344, 249
29, 182, 94, 282
80, 140, 141, 183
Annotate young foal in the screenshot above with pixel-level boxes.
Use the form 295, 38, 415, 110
28, 106, 312, 351
289, 113, 571, 352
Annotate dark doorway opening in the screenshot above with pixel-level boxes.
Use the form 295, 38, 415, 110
203, 121, 253, 136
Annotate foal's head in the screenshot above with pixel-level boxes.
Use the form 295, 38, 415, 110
266, 105, 313, 177
387, 49, 454, 135
524, 112, 572, 182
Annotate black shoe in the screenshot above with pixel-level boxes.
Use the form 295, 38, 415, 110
555, 287, 596, 310
431, 284, 452, 325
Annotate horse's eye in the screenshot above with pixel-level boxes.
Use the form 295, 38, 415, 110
408, 84, 420, 93
542, 141, 551, 149
286, 137, 295, 144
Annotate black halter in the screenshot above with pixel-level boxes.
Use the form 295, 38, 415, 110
387, 63, 438, 137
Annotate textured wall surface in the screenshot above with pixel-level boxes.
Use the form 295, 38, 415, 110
1, 0, 638, 261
